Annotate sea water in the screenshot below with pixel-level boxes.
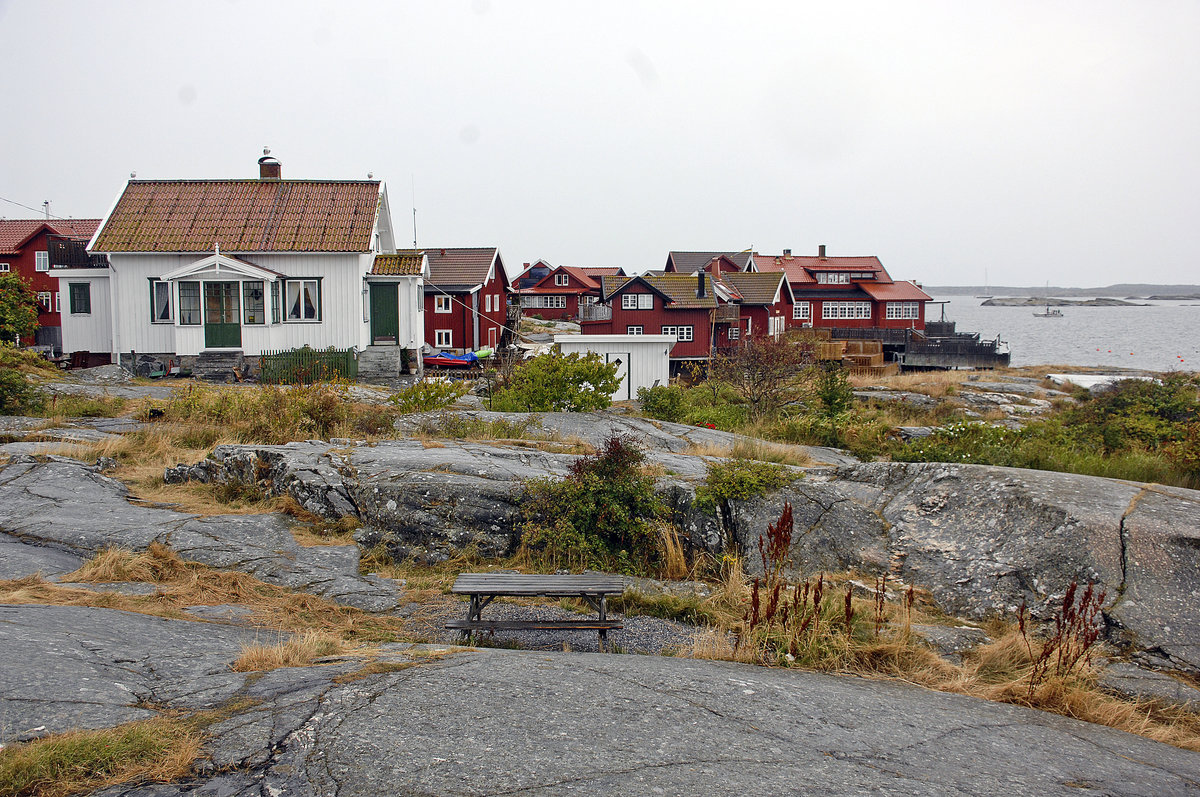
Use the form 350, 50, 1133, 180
931, 295, 1200, 373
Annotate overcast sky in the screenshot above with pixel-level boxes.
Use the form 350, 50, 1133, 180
2, 0, 1197, 286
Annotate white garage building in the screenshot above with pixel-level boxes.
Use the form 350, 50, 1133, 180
554, 334, 674, 402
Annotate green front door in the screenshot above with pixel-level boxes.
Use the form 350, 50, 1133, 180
370, 283, 399, 344
204, 282, 242, 348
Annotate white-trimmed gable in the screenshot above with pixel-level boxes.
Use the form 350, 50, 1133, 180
158, 250, 285, 283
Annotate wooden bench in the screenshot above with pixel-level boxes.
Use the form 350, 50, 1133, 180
447, 573, 624, 649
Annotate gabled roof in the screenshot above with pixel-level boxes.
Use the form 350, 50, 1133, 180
0, 219, 102, 255
859, 280, 932, 302
721, 272, 789, 305
578, 266, 626, 278
755, 252, 892, 285
92, 180, 381, 253
425, 247, 504, 291
609, 273, 718, 309
158, 251, 286, 282
665, 250, 754, 273
371, 250, 425, 276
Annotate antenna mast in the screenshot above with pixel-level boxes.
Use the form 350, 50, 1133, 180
411, 174, 418, 248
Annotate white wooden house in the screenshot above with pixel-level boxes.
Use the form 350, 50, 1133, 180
58, 155, 426, 378
554, 334, 673, 402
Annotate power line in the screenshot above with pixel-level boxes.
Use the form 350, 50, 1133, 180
0, 195, 70, 220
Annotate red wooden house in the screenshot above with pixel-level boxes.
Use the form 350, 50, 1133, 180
517, 265, 626, 321
0, 218, 101, 351
754, 246, 932, 331
423, 247, 511, 352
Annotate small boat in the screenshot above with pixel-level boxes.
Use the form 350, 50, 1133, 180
1033, 282, 1063, 317
424, 351, 480, 368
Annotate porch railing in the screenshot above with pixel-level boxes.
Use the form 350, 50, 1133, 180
259, 346, 358, 384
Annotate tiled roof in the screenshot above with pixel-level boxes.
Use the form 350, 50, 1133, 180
859, 281, 932, 302
666, 251, 753, 273
578, 266, 626, 278
371, 251, 424, 276
425, 247, 500, 290
91, 180, 381, 252
0, 219, 102, 255
640, 274, 718, 309
756, 253, 893, 285
600, 275, 632, 300
722, 272, 786, 305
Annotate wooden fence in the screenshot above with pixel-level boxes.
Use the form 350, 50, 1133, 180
259, 347, 358, 384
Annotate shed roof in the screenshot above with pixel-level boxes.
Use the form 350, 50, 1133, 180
91, 180, 381, 253
371, 251, 425, 276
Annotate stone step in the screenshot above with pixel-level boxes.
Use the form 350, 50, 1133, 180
194, 351, 247, 382
358, 346, 405, 378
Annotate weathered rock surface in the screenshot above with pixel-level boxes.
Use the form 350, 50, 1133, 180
0, 605, 256, 741
87, 646, 1200, 796
175, 439, 1200, 672
0, 457, 400, 611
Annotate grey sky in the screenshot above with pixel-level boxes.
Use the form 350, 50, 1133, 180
2, 0, 1196, 286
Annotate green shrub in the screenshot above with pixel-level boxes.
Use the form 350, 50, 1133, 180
814, 362, 853, 415
637, 384, 686, 423
693, 457, 799, 515
0, 368, 42, 415
520, 435, 666, 574
389, 379, 469, 413
0, 273, 39, 342
490, 352, 621, 413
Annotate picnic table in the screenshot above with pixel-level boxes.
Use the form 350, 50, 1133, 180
446, 573, 624, 649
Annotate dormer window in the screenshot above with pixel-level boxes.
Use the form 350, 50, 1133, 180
816, 272, 850, 284
555, 273, 569, 287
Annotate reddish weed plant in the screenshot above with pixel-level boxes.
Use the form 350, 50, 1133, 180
1017, 580, 1107, 695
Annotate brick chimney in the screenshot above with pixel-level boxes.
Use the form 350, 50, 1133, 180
711, 256, 721, 281
258, 147, 281, 180
818, 244, 827, 259
782, 248, 792, 257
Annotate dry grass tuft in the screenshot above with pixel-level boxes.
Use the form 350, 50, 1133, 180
0, 717, 199, 797
683, 439, 811, 467
65, 543, 190, 584
231, 631, 346, 672
332, 660, 416, 684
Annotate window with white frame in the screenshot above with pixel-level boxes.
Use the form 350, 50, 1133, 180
821, 300, 872, 320
150, 280, 172, 322
728, 326, 740, 340
660, 325, 693, 341
35, 251, 49, 272
435, 295, 452, 313
0, 263, 9, 272
626, 325, 643, 335
885, 301, 921, 319
68, 282, 90, 314
179, 282, 201, 325
555, 273, 569, 286
54, 292, 60, 313
435, 329, 452, 348
522, 295, 566, 309
815, 272, 849, 284
792, 301, 810, 320
621, 293, 653, 310
37, 291, 52, 311
286, 279, 320, 321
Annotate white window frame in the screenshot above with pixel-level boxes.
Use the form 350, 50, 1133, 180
435, 329, 453, 348
821, 300, 872, 320
150, 280, 173, 323
37, 291, 52, 311
816, 272, 849, 284
661, 325, 693, 341
0, 263, 9, 272
35, 251, 49, 272
179, 281, 201, 325
555, 273, 569, 287
285, 279, 321, 322
54, 292, 60, 313
626, 325, 643, 335
621, 292, 653, 310
728, 325, 740, 340
885, 301, 921, 320
435, 295, 453, 313
68, 282, 91, 315
792, 301, 810, 320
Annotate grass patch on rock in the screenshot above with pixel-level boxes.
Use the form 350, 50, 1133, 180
0, 717, 199, 797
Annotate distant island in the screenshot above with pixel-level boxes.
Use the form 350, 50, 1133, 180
927, 283, 1200, 297
981, 297, 1145, 307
